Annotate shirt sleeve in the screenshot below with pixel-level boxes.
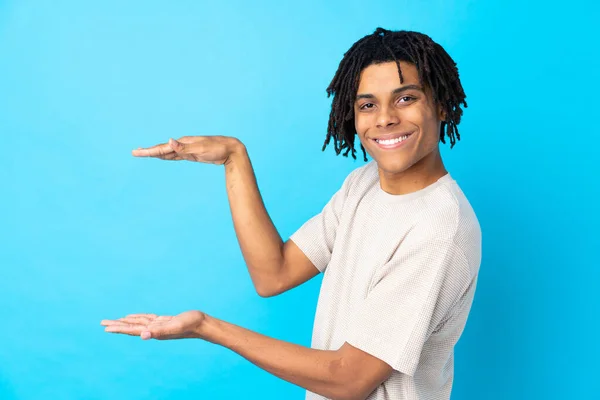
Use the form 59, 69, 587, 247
345, 239, 473, 376
289, 172, 354, 273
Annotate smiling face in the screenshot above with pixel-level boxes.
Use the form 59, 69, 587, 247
354, 61, 446, 190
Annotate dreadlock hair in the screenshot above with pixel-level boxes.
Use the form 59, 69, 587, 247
323, 27, 467, 162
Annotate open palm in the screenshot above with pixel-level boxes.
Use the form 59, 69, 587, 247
101, 310, 205, 340
132, 136, 239, 165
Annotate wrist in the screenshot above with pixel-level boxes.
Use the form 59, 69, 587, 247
224, 138, 247, 167
194, 313, 218, 343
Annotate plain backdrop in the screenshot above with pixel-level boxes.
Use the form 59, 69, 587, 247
1, 0, 599, 399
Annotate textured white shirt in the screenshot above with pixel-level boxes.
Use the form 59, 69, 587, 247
290, 161, 482, 400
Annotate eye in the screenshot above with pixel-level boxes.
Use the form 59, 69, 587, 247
398, 96, 416, 103
359, 103, 376, 111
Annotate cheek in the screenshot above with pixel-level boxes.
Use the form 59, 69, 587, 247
354, 114, 369, 137
410, 108, 439, 140
420, 125, 442, 152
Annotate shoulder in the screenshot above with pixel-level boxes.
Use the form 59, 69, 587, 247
418, 179, 480, 237
407, 178, 482, 274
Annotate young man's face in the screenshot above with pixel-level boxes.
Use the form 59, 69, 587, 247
354, 61, 444, 177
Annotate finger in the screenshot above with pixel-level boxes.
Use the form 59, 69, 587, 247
169, 138, 189, 154
177, 136, 204, 143
132, 143, 174, 158
101, 319, 143, 327
118, 316, 153, 325
141, 324, 177, 340
101, 319, 125, 326
105, 324, 145, 336
138, 316, 172, 327
125, 313, 158, 319
134, 149, 182, 161
155, 152, 182, 161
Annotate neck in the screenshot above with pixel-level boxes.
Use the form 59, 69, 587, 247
378, 148, 447, 195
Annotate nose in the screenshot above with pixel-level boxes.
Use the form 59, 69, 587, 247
376, 106, 399, 128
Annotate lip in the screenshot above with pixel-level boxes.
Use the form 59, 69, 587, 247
371, 131, 415, 150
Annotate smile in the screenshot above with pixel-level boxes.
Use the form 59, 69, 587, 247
372, 132, 414, 149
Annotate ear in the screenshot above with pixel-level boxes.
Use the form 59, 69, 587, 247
437, 105, 446, 122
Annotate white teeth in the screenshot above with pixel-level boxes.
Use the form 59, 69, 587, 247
376, 135, 409, 145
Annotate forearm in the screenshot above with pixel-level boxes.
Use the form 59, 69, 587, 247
223, 142, 284, 296
197, 314, 352, 399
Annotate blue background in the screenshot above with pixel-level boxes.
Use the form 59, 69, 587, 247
1, 0, 598, 399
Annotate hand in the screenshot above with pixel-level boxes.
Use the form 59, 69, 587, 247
132, 136, 243, 165
101, 310, 206, 340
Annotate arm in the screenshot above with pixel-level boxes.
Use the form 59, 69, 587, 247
224, 141, 319, 297
131, 136, 319, 297
200, 315, 392, 400
102, 311, 393, 400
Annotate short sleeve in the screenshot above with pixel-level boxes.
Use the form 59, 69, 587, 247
345, 239, 473, 376
289, 172, 354, 273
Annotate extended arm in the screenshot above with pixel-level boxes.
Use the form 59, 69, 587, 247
223, 141, 319, 297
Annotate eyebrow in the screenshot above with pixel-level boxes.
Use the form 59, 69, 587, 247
355, 84, 424, 101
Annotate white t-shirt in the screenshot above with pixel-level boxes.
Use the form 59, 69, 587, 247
290, 161, 482, 400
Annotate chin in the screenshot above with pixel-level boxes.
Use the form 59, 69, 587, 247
374, 157, 412, 176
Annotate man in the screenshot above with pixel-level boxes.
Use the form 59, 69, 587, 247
101, 27, 481, 400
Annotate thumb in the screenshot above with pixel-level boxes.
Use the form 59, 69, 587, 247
169, 138, 187, 153
141, 326, 169, 340
141, 321, 185, 340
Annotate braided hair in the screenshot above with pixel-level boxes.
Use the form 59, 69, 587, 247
323, 27, 467, 161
